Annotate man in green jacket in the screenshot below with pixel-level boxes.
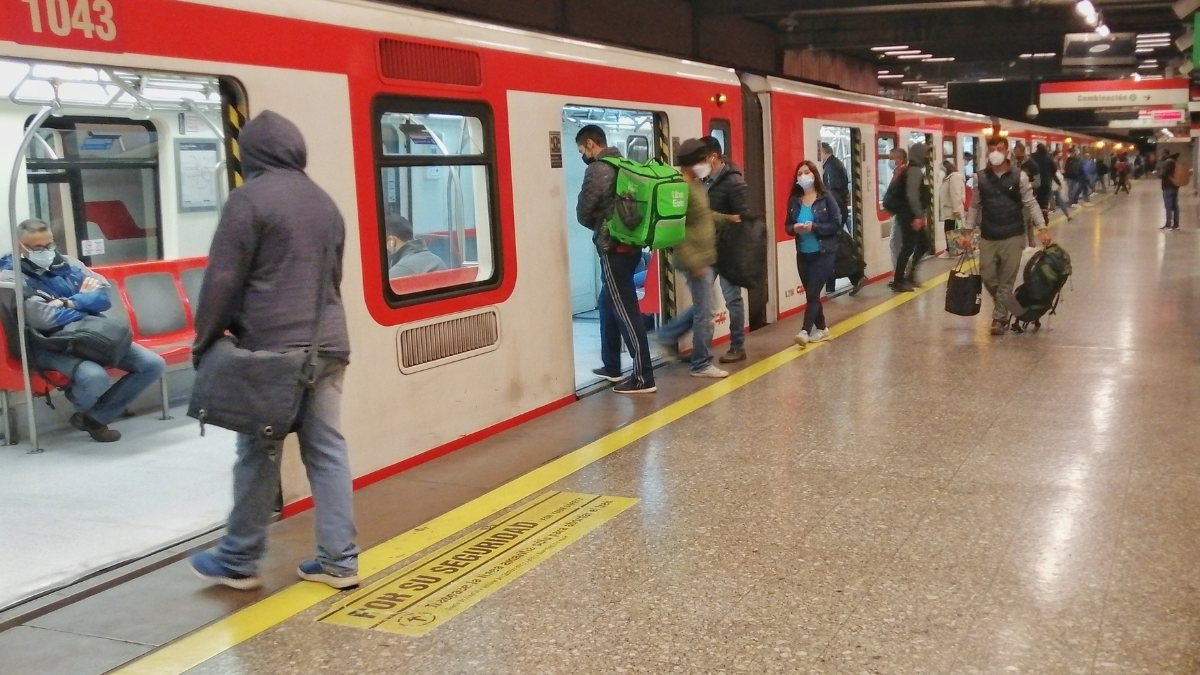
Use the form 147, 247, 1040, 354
652, 138, 739, 378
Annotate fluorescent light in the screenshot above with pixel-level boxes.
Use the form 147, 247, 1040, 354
1137, 32, 1171, 38
901, 80, 928, 85
1036, 52, 1057, 58
878, 70, 890, 74
898, 54, 934, 60
872, 45, 909, 51
1132, 72, 1142, 80
1139, 63, 1158, 69
922, 57, 955, 62
1019, 53, 1034, 59
1075, 0, 1096, 16
878, 73, 905, 79
979, 77, 1004, 83
885, 49, 922, 55
1136, 47, 1155, 53
1097, 24, 1111, 37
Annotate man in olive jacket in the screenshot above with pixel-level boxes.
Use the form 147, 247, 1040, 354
189, 111, 361, 592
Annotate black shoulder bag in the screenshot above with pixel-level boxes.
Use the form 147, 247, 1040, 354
187, 248, 331, 440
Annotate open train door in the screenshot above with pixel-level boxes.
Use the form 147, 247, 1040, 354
740, 83, 769, 330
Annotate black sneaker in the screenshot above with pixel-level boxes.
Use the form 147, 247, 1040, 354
591, 367, 623, 383
849, 277, 867, 296
70, 413, 121, 443
719, 348, 746, 364
613, 379, 656, 394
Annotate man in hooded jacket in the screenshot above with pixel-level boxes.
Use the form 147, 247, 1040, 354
189, 111, 361, 591
883, 143, 929, 291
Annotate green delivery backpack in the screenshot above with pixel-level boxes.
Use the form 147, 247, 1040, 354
599, 157, 689, 250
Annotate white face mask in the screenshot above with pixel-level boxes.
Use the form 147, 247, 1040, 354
797, 174, 815, 189
988, 150, 1006, 166
25, 249, 55, 269
691, 162, 712, 180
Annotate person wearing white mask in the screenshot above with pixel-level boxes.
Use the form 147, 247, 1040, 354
962, 136, 1051, 336
785, 160, 842, 346
0, 219, 166, 442
939, 158, 966, 256
652, 138, 740, 378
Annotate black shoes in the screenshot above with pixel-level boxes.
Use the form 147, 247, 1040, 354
614, 379, 656, 394
889, 281, 915, 293
849, 277, 867, 296
719, 348, 747, 364
591, 367, 623, 383
70, 413, 121, 443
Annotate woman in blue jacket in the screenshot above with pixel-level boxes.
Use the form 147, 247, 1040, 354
785, 160, 842, 346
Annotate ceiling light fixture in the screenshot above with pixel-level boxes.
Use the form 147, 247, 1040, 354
1137, 32, 1171, 39
901, 80, 928, 85
1132, 72, 1142, 80
1019, 53, 1034, 58
1135, 47, 1155, 53
878, 73, 905, 79
979, 77, 1005, 82
1097, 24, 1111, 37
898, 54, 934, 60
1036, 52, 1057, 58
1088, 44, 1111, 53
922, 57, 955, 62
885, 49, 922, 55
1075, 0, 1096, 16
1138, 63, 1158, 68
872, 45, 909, 51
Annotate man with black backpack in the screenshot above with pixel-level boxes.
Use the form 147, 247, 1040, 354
699, 136, 753, 363
0, 219, 166, 443
963, 136, 1051, 336
882, 144, 929, 292
576, 124, 656, 394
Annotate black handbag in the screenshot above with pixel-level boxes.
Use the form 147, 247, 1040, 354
715, 214, 767, 290
187, 248, 331, 440
945, 252, 982, 317
39, 315, 133, 368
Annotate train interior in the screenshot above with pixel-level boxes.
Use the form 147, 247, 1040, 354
818, 124, 857, 294
0, 57, 239, 613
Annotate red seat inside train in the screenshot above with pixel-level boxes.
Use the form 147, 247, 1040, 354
0, 257, 208, 398
389, 266, 478, 295
84, 200, 146, 241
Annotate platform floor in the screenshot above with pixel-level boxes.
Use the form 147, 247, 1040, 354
3, 181, 1198, 675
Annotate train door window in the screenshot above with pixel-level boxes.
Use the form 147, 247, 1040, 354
561, 104, 658, 389
877, 131, 898, 218
908, 131, 927, 148
963, 136, 978, 187
819, 125, 856, 236
5, 59, 233, 265
709, 118, 732, 156
627, 136, 650, 162
374, 99, 500, 305
942, 138, 956, 165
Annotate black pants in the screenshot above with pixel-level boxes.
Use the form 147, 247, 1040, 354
598, 248, 654, 387
826, 205, 852, 292
894, 217, 926, 283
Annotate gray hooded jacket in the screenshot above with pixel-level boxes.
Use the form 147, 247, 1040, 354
904, 142, 928, 218
192, 110, 350, 361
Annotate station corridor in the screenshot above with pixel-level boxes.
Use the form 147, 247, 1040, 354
6, 182, 1198, 675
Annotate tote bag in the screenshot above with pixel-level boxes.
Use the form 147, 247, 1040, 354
945, 252, 982, 317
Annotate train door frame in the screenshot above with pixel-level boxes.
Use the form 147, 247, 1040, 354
875, 130, 899, 239
739, 84, 771, 327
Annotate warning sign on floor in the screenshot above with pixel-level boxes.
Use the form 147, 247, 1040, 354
318, 491, 637, 636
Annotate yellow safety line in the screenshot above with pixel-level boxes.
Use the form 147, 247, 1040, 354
112, 200, 1105, 673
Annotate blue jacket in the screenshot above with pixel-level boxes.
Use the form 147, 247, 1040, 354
785, 192, 842, 254
0, 254, 111, 332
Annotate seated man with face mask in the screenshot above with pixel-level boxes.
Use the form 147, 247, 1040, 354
0, 219, 166, 442
384, 214, 448, 278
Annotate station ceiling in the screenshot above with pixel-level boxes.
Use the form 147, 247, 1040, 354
694, 0, 1184, 85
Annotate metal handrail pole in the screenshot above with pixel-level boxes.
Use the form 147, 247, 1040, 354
8, 106, 55, 453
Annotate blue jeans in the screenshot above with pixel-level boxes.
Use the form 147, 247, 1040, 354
598, 248, 654, 387
798, 250, 835, 333
33, 342, 166, 425
211, 360, 360, 577
1069, 179, 1088, 205
718, 275, 744, 351
658, 266, 717, 372
1163, 186, 1180, 228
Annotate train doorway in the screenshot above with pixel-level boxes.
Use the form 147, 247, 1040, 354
560, 105, 662, 390
818, 125, 859, 238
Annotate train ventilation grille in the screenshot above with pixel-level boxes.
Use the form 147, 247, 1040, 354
378, 39, 483, 87
396, 308, 500, 374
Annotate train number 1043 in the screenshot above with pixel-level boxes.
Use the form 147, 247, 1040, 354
19, 0, 117, 42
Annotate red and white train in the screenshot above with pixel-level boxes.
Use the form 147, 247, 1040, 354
0, 0, 1092, 598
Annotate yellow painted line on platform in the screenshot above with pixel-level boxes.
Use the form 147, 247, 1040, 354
319, 491, 637, 636
115, 212, 1109, 673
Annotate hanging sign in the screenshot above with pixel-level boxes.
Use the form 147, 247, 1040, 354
1039, 79, 1189, 109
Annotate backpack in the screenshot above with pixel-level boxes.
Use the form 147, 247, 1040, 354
1170, 161, 1192, 188
1010, 243, 1072, 332
599, 157, 689, 250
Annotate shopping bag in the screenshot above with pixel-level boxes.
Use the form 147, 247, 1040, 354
945, 252, 982, 316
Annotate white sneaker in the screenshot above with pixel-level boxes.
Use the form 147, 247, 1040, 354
691, 365, 729, 378
793, 330, 809, 346
809, 328, 832, 343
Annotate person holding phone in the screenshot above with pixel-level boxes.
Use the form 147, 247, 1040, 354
786, 160, 842, 347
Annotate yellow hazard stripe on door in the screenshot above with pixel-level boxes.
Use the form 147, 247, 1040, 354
319, 491, 636, 636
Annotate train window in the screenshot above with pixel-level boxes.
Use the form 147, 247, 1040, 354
819, 125, 857, 236
4, 58, 234, 264
942, 138, 956, 163
627, 136, 650, 162
374, 98, 500, 306
908, 131, 927, 148
877, 132, 898, 215
963, 136, 978, 187
709, 118, 732, 157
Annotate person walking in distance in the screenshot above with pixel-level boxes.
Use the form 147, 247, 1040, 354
1032, 144, 1059, 224
939, 159, 966, 256
786, 160, 842, 346
189, 111, 360, 590
698, 136, 752, 364
1159, 152, 1180, 230
963, 136, 1051, 336
575, 125, 656, 393
882, 143, 929, 292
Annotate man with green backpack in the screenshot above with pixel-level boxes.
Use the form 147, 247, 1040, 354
575, 125, 660, 394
